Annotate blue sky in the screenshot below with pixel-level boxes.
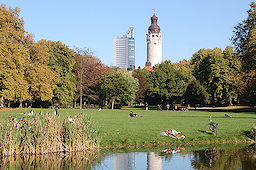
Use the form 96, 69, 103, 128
2, 0, 254, 67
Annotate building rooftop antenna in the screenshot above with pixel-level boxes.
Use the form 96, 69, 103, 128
152, 8, 155, 15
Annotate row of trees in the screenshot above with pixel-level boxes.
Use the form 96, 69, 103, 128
0, 2, 255, 108
0, 5, 110, 108
132, 2, 256, 107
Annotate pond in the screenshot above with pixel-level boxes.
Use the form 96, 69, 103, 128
0, 144, 255, 169
93, 144, 256, 170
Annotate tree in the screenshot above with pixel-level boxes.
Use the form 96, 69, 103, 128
47, 41, 76, 106
132, 68, 150, 104
99, 71, 138, 109
231, 2, 256, 105
74, 48, 111, 108
183, 80, 209, 108
231, 2, 256, 71
192, 47, 242, 106
25, 37, 58, 103
0, 5, 30, 107
147, 60, 190, 104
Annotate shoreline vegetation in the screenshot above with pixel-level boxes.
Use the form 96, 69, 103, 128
0, 113, 100, 157
0, 107, 255, 154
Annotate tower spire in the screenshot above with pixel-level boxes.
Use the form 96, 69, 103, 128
152, 8, 155, 15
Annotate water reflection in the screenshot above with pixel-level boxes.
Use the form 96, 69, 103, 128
0, 152, 97, 170
147, 152, 161, 170
95, 144, 256, 170
113, 153, 135, 170
1, 145, 256, 169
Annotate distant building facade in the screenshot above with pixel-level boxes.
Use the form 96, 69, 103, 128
145, 12, 162, 67
113, 27, 135, 70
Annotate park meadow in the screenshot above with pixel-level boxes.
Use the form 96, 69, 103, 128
1, 107, 255, 148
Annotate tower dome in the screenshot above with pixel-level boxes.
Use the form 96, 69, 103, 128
148, 14, 160, 33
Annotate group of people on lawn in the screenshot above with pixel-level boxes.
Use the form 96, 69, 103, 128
145, 103, 189, 111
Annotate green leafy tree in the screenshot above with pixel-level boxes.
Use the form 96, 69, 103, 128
0, 5, 30, 107
147, 60, 190, 104
99, 70, 138, 109
231, 2, 256, 105
192, 47, 241, 105
231, 2, 256, 71
183, 80, 209, 108
47, 41, 76, 106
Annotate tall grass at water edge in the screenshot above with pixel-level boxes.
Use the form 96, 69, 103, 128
0, 114, 100, 156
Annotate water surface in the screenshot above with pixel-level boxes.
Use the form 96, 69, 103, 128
93, 144, 256, 170
1, 144, 256, 170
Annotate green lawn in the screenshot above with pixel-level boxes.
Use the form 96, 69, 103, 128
0, 108, 255, 147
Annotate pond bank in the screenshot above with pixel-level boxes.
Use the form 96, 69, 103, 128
100, 139, 254, 149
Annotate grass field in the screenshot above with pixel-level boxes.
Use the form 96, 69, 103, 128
0, 107, 255, 147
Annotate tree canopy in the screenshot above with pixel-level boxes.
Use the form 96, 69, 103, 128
0, 5, 30, 105
147, 61, 191, 104
191, 47, 241, 105
47, 41, 76, 106
99, 71, 138, 109
232, 2, 256, 71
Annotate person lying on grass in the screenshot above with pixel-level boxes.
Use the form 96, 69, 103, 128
225, 113, 232, 118
163, 129, 185, 139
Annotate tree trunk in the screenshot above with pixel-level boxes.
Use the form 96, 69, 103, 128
111, 97, 115, 110
212, 91, 216, 106
229, 97, 233, 106
80, 55, 83, 109
74, 100, 76, 108
0, 96, 3, 108
8, 101, 10, 108
19, 100, 23, 108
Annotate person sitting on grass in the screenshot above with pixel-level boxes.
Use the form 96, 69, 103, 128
225, 113, 232, 118
129, 111, 137, 117
68, 116, 73, 123
28, 110, 34, 116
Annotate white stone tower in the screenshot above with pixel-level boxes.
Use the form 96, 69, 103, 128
145, 11, 162, 67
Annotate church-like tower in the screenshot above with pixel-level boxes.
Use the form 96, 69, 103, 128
145, 12, 162, 67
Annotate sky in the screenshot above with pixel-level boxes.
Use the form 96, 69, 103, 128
1, 0, 254, 67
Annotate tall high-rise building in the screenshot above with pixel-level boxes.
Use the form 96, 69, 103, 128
113, 27, 135, 70
145, 12, 162, 67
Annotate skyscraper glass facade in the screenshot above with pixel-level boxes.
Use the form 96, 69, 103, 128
113, 27, 135, 70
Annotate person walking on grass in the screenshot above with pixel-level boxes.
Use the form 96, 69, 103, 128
55, 104, 60, 115
166, 104, 170, 111
145, 103, 149, 111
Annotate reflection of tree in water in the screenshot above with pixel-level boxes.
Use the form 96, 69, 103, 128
0, 152, 99, 170
191, 148, 243, 170
239, 144, 256, 170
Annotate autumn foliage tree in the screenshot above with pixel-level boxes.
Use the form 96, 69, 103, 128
74, 49, 111, 107
0, 5, 30, 107
132, 68, 150, 104
25, 37, 58, 103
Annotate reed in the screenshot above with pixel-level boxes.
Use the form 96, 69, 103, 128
0, 114, 100, 156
